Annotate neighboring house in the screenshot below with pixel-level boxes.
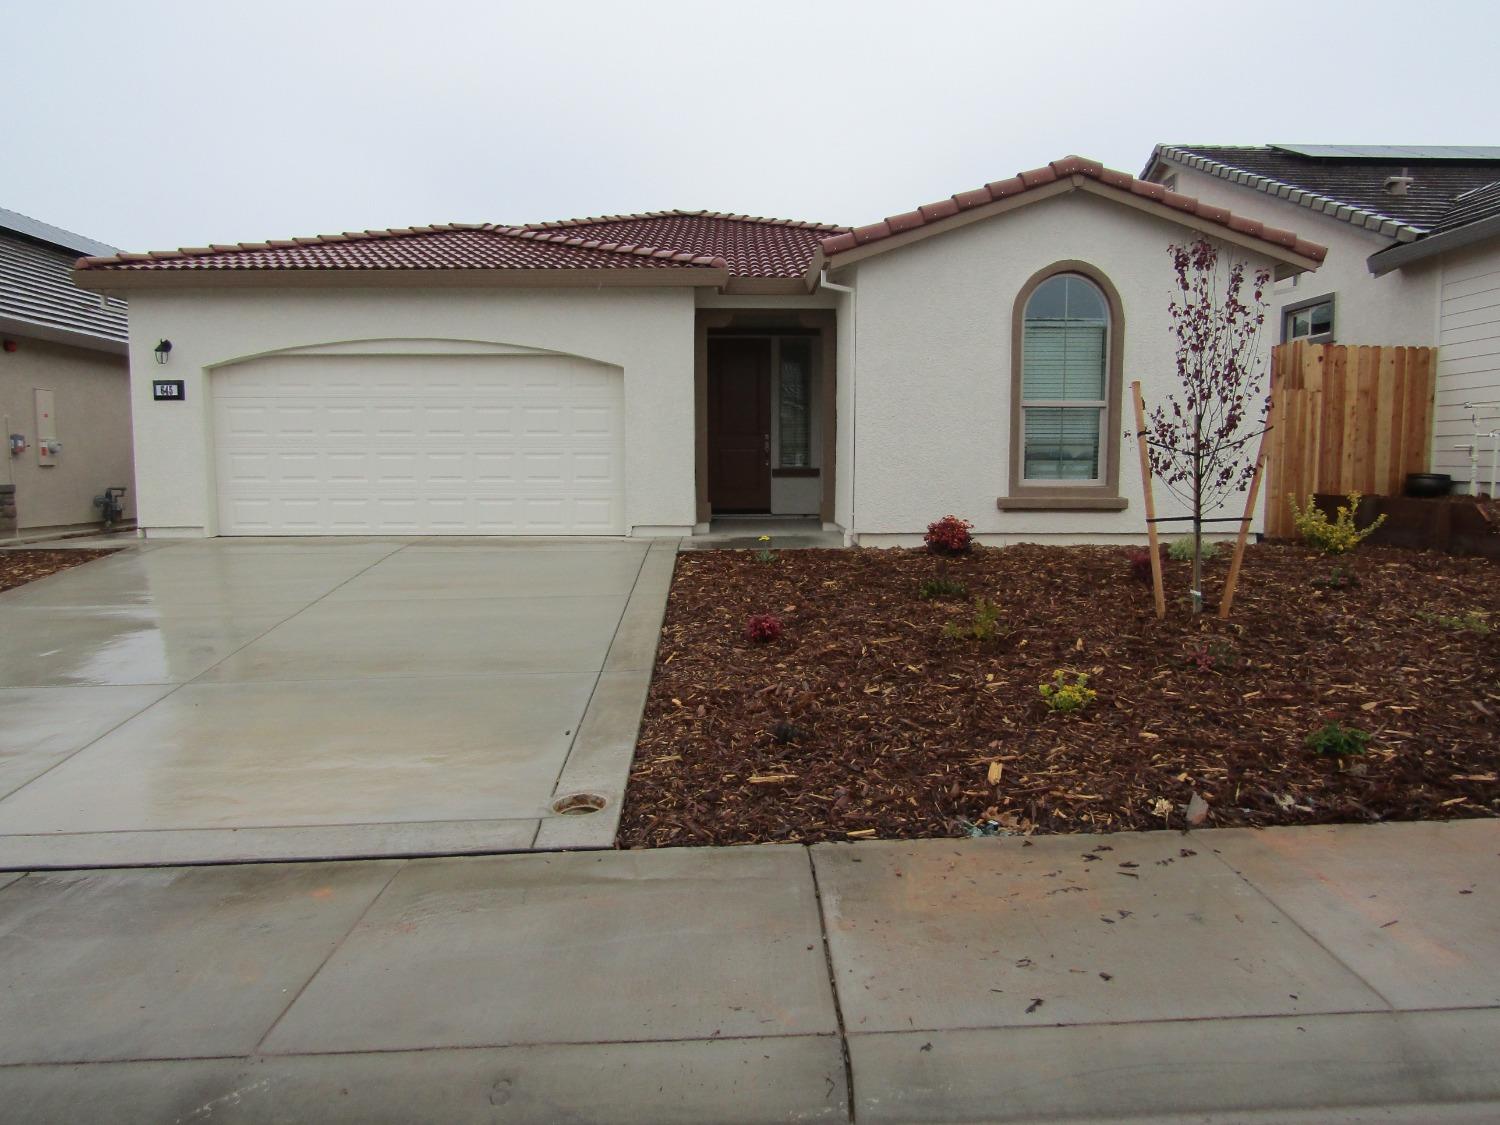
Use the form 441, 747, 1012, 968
1141, 145, 1500, 493
72, 156, 1324, 545
0, 207, 133, 536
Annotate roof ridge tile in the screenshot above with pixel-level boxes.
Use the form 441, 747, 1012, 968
818, 154, 1328, 265
522, 208, 848, 233
76, 222, 491, 269
487, 225, 727, 269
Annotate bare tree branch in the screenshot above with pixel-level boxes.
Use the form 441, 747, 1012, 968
1142, 239, 1271, 613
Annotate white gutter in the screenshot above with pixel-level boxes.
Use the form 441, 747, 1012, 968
819, 269, 857, 545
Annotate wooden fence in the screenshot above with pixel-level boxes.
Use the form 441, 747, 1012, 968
1263, 341, 1438, 538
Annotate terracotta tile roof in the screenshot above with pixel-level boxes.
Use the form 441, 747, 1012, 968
818, 155, 1328, 265
524, 210, 848, 278
75, 223, 729, 272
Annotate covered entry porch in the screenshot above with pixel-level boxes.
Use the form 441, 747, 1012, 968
694, 309, 837, 532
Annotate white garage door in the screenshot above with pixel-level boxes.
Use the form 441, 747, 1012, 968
213, 352, 625, 535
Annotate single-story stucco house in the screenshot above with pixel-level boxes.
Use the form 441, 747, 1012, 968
72, 156, 1326, 545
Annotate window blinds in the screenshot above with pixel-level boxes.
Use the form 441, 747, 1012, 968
1021, 321, 1106, 401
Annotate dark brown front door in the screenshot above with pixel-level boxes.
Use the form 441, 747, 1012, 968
708, 337, 772, 512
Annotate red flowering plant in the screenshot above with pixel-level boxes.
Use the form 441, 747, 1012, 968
744, 613, 783, 643
924, 515, 974, 556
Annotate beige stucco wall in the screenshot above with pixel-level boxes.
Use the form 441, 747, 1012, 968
838, 190, 1282, 544
0, 333, 134, 533
120, 285, 698, 536
1162, 164, 1440, 348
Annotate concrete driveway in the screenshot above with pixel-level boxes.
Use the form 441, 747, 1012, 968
0, 536, 674, 867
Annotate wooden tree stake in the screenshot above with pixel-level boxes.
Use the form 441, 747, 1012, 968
1219, 379, 1277, 620
1131, 380, 1166, 620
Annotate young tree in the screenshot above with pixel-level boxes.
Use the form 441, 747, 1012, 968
1145, 239, 1272, 614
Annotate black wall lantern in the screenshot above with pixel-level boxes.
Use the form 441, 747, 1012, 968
154, 339, 173, 365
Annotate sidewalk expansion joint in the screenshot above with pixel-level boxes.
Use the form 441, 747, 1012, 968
807, 846, 857, 1124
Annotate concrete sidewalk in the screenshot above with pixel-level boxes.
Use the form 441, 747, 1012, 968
1, 819, 1496, 1123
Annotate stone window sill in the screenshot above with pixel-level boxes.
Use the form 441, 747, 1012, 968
996, 495, 1128, 512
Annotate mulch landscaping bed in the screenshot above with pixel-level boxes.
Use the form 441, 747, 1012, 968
617, 542, 1498, 848
0, 548, 117, 593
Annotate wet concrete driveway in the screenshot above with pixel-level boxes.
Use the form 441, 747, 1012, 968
0, 537, 674, 867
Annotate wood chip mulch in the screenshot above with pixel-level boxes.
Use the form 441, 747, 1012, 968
617, 543, 1498, 848
0, 548, 118, 593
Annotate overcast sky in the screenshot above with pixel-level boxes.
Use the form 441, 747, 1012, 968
5, 0, 1496, 252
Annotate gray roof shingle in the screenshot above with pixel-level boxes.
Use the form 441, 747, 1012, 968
1147, 144, 1500, 237
1428, 180, 1500, 235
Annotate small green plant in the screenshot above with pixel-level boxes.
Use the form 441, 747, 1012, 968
942, 597, 1001, 642
1305, 721, 1371, 757
1310, 566, 1359, 591
753, 535, 777, 563
1418, 609, 1492, 635
1039, 670, 1097, 713
1288, 492, 1386, 554
919, 575, 969, 600
1168, 537, 1219, 563
771, 720, 807, 744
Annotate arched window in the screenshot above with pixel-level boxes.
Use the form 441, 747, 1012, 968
1003, 263, 1125, 508
1021, 274, 1108, 480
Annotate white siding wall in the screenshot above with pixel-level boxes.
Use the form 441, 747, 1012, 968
122, 285, 699, 537
1162, 164, 1440, 348
1434, 241, 1500, 493
842, 190, 1279, 544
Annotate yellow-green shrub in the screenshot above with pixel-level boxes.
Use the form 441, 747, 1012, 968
1287, 492, 1386, 554
1039, 670, 1096, 714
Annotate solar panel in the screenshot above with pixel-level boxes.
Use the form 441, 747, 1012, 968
1272, 144, 1500, 161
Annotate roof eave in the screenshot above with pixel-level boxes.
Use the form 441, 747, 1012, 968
1138, 144, 1167, 181
0, 313, 128, 355
719, 276, 815, 296
70, 266, 732, 292
1367, 213, 1500, 276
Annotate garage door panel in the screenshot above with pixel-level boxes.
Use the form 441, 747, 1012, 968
214, 354, 624, 535
325, 406, 366, 436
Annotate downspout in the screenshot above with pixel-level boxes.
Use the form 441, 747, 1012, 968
819, 268, 857, 545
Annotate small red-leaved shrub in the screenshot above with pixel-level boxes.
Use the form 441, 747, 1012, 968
924, 515, 974, 556
1125, 547, 1158, 584
744, 613, 783, 643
